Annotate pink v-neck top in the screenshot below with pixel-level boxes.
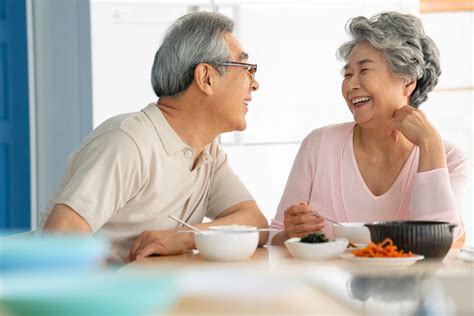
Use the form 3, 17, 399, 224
270, 122, 470, 242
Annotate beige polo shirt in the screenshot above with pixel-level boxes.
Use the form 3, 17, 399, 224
42, 103, 253, 261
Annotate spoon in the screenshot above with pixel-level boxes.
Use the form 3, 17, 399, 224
313, 212, 343, 227
168, 215, 204, 234
177, 228, 279, 233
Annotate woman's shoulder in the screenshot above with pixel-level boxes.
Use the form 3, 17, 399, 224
305, 122, 355, 142
443, 140, 470, 175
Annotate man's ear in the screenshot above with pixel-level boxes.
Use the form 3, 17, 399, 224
194, 64, 215, 96
404, 79, 417, 97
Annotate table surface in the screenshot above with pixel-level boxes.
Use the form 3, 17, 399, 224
123, 246, 474, 315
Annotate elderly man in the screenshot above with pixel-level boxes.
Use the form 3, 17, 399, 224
43, 11, 268, 262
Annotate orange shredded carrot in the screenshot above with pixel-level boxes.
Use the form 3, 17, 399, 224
352, 238, 414, 258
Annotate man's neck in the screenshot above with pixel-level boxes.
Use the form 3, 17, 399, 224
156, 96, 219, 156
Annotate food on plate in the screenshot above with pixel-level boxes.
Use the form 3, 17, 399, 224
300, 232, 329, 244
352, 238, 415, 258
347, 242, 358, 248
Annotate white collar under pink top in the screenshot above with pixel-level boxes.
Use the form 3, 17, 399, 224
271, 122, 469, 242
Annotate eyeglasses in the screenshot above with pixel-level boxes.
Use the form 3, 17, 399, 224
219, 61, 257, 80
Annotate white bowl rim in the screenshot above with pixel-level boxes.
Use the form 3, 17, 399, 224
285, 237, 348, 245
333, 222, 368, 227
208, 225, 257, 231
196, 230, 259, 236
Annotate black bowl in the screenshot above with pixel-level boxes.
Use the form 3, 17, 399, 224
364, 221, 457, 259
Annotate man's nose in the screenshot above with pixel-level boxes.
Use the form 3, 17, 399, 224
251, 78, 260, 91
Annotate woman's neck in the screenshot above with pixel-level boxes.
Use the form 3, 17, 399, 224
354, 124, 414, 159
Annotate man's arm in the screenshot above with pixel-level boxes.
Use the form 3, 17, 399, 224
43, 203, 92, 233
128, 200, 268, 261
211, 200, 269, 246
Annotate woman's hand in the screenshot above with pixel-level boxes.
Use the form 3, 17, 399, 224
284, 202, 325, 238
387, 105, 446, 171
386, 105, 441, 147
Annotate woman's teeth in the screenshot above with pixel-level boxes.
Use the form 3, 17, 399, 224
352, 96, 371, 107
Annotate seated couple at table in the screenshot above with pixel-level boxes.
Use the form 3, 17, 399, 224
42, 11, 469, 263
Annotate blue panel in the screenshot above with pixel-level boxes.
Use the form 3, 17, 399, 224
0, 0, 29, 229
0, 43, 7, 120
0, 0, 5, 20
0, 143, 10, 226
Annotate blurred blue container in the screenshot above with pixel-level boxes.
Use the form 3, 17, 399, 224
0, 271, 177, 316
0, 233, 108, 272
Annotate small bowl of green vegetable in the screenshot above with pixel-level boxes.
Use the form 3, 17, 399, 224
284, 232, 348, 261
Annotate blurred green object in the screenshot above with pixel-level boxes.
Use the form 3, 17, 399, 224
300, 232, 329, 244
0, 271, 177, 316
0, 233, 108, 272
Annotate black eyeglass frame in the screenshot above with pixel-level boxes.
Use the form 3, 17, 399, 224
218, 61, 257, 80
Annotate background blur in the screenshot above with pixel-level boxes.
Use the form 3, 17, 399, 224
1, 0, 472, 243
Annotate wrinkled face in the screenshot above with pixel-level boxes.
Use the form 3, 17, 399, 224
341, 41, 408, 127
213, 32, 259, 132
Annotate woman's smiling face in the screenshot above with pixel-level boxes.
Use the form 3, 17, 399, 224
342, 41, 409, 128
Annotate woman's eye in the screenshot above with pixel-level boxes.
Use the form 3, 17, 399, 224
344, 73, 352, 78
361, 69, 369, 73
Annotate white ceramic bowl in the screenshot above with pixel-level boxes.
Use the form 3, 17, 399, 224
333, 223, 371, 245
285, 237, 348, 261
195, 230, 259, 261
209, 225, 257, 232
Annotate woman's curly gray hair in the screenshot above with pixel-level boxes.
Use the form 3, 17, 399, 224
337, 11, 441, 108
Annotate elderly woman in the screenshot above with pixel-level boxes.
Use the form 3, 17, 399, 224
270, 12, 469, 245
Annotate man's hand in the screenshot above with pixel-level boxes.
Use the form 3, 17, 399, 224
284, 202, 325, 238
127, 200, 268, 262
127, 230, 194, 262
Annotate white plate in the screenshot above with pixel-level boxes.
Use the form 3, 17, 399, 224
457, 251, 474, 263
340, 253, 424, 268
344, 244, 367, 252
460, 246, 474, 254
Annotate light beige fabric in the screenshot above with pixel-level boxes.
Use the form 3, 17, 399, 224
42, 103, 253, 261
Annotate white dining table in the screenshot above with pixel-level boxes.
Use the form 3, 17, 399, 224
123, 246, 474, 315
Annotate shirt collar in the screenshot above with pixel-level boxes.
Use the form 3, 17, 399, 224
142, 103, 189, 156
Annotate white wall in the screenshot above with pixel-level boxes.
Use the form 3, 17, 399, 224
421, 11, 473, 244
90, 2, 188, 126
223, 7, 473, 243
87, 1, 474, 243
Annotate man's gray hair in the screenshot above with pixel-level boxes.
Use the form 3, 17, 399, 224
151, 11, 234, 97
337, 11, 441, 108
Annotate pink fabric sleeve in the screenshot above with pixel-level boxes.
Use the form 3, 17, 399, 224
409, 142, 470, 240
269, 129, 322, 243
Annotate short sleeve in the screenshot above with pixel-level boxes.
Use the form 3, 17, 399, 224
54, 130, 143, 232
205, 144, 253, 219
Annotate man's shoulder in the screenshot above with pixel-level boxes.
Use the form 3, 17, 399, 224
76, 109, 154, 154
88, 111, 146, 137
116, 111, 154, 137
100, 109, 158, 144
